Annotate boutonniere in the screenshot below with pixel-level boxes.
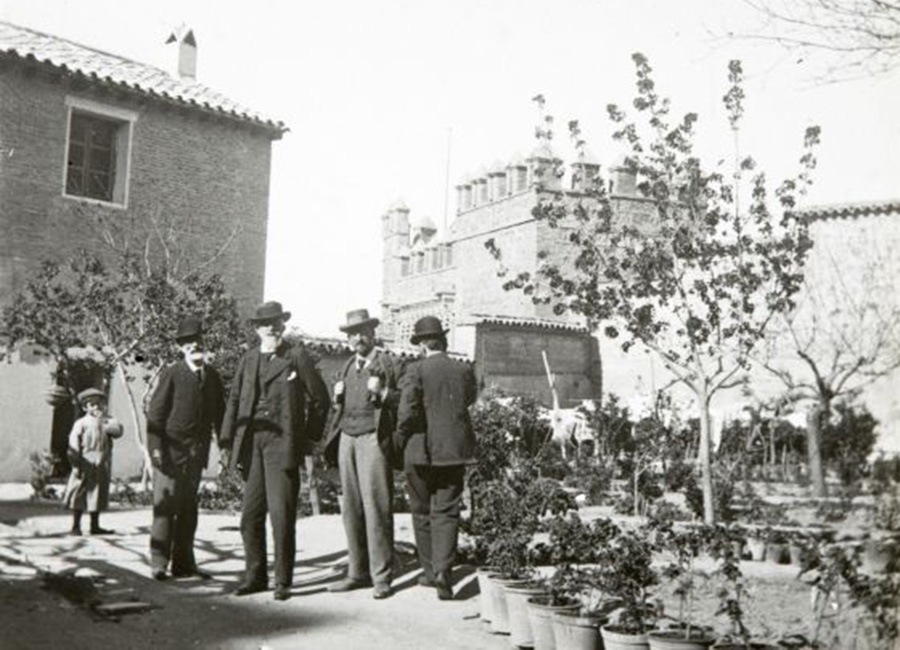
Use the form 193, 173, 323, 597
287, 370, 298, 382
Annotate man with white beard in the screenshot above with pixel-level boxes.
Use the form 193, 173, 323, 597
220, 301, 330, 601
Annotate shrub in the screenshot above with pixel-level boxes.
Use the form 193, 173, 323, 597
29, 450, 60, 501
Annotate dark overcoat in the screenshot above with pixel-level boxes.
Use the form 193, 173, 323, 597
220, 343, 330, 472
147, 361, 225, 470
395, 352, 478, 467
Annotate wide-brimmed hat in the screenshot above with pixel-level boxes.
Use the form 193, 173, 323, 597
77, 388, 106, 405
249, 301, 291, 324
339, 308, 380, 334
410, 316, 449, 345
174, 316, 204, 342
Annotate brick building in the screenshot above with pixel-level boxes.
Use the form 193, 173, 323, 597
0, 22, 285, 479
379, 144, 649, 406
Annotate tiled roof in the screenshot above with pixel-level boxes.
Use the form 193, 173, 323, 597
796, 199, 900, 221
465, 313, 590, 333
0, 21, 285, 136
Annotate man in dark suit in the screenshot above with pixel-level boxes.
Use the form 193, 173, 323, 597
147, 316, 225, 581
220, 301, 330, 601
323, 308, 404, 600
395, 316, 478, 601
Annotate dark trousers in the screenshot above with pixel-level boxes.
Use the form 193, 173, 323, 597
405, 464, 465, 579
339, 432, 394, 585
241, 429, 300, 588
150, 458, 203, 573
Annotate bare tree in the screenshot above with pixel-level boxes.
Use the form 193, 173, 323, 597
738, 0, 900, 80
760, 231, 900, 496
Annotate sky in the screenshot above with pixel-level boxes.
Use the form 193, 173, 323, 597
1, 0, 898, 338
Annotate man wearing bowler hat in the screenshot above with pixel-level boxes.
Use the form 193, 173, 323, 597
394, 316, 478, 600
323, 308, 405, 600
220, 301, 330, 601
146, 316, 226, 581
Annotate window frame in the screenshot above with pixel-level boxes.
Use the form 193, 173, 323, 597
62, 96, 137, 209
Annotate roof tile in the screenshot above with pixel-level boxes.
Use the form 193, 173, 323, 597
0, 21, 285, 135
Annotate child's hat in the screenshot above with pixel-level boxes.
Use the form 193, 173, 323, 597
77, 388, 106, 405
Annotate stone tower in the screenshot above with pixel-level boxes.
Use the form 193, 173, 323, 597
380, 198, 410, 336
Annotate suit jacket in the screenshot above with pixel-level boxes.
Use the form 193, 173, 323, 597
147, 361, 225, 470
324, 348, 405, 468
220, 341, 330, 472
395, 352, 478, 467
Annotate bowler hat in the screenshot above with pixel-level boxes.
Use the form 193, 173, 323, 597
410, 316, 448, 345
77, 388, 106, 405
174, 316, 204, 342
339, 308, 380, 334
249, 301, 291, 324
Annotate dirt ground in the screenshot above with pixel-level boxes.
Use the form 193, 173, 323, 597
0, 494, 874, 650
0, 497, 510, 650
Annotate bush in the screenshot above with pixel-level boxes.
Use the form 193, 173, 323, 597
29, 450, 60, 501
684, 468, 734, 523
821, 403, 878, 488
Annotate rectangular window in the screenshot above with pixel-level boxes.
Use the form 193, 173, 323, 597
63, 97, 136, 207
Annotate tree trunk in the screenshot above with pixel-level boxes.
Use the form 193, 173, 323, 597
116, 362, 152, 490
634, 466, 641, 518
807, 401, 828, 497
698, 390, 716, 525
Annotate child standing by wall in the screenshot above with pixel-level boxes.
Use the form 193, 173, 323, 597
63, 388, 124, 536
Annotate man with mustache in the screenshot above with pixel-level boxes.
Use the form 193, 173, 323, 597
147, 316, 225, 581
220, 301, 330, 601
324, 308, 405, 600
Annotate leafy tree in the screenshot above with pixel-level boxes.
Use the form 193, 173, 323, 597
1, 204, 247, 486
487, 54, 819, 523
760, 237, 900, 496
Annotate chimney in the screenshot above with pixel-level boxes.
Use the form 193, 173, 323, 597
166, 28, 197, 81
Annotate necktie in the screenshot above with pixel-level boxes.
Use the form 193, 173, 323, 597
195, 369, 203, 385
357, 359, 365, 372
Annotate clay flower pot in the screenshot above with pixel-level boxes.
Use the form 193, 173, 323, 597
601, 625, 650, 650
527, 595, 582, 650
475, 566, 497, 624
647, 628, 717, 650
746, 537, 766, 561
765, 543, 787, 564
552, 610, 607, 650
488, 574, 531, 635
505, 582, 548, 648
44, 385, 71, 407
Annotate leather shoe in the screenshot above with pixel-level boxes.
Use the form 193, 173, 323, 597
372, 583, 392, 600
417, 574, 436, 588
327, 577, 372, 593
233, 581, 268, 596
273, 585, 292, 601
152, 569, 168, 581
435, 571, 453, 601
89, 527, 114, 536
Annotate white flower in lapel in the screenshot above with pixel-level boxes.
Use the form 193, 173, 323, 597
287, 370, 298, 382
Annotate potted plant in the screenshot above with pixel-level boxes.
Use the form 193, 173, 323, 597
708, 526, 778, 650
745, 528, 766, 562
862, 492, 900, 575
598, 525, 660, 650
549, 516, 622, 650
647, 524, 716, 649
787, 530, 808, 567
764, 529, 788, 565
